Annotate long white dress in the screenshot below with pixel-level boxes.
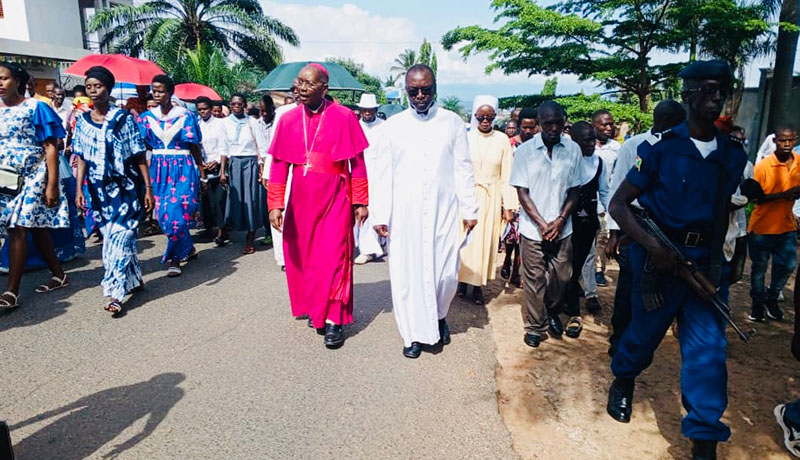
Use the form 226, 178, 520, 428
354, 117, 385, 256
373, 105, 479, 347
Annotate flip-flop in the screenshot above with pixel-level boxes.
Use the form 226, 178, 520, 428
565, 317, 583, 339
35, 274, 69, 293
104, 301, 122, 314
167, 266, 182, 278
0, 291, 19, 309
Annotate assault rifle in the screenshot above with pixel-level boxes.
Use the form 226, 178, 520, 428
633, 210, 756, 343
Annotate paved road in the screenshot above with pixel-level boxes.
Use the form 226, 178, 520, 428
0, 232, 517, 460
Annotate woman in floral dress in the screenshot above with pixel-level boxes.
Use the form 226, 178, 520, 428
137, 74, 205, 277
73, 66, 154, 315
0, 62, 71, 308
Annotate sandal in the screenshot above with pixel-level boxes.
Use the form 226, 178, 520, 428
167, 266, 182, 278
242, 246, 256, 255
104, 301, 122, 314
0, 291, 19, 309
35, 274, 70, 294
565, 317, 583, 339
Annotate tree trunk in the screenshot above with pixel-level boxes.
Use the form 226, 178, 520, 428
728, 65, 745, 118
767, 0, 800, 132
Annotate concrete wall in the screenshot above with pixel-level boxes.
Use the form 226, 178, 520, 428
24, 0, 84, 49
0, 0, 30, 41
735, 69, 800, 158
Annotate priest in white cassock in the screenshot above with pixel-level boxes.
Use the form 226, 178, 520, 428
372, 65, 479, 359
354, 93, 385, 265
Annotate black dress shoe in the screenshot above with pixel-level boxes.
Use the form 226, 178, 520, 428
607, 378, 635, 423
403, 342, 422, 358
548, 316, 564, 337
307, 319, 325, 335
456, 282, 467, 297
324, 324, 344, 348
501, 264, 511, 279
439, 318, 451, 345
523, 332, 548, 348
472, 287, 485, 305
691, 440, 717, 460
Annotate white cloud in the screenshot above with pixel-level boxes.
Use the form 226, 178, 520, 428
259, 1, 558, 91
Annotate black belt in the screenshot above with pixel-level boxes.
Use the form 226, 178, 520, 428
659, 226, 712, 248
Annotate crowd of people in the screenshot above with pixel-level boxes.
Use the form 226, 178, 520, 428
3, 57, 800, 459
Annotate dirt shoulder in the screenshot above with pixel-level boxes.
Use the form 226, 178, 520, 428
485, 261, 798, 460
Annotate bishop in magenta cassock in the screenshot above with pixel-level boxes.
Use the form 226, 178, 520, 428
268, 64, 369, 349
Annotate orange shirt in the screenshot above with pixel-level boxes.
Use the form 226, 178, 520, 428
749, 152, 800, 235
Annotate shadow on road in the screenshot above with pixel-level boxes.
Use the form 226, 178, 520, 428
10, 372, 185, 460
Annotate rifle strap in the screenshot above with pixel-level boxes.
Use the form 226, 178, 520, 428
707, 139, 730, 287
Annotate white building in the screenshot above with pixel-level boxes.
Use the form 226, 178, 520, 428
0, 0, 131, 92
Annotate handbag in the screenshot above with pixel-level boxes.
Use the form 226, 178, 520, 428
0, 165, 23, 196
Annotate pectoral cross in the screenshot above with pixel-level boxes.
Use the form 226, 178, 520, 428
303, 160, 312, 176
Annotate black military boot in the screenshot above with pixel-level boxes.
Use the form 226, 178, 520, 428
691, 440, 717, 460
607, 378, 635, 423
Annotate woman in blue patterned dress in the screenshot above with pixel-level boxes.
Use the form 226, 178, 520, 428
0, 62, 71, 308
137, 74, 205, 277
73, 66, 154, 314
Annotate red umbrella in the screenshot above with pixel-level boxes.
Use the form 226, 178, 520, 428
64, 54, 164, 85
174, 83, 222, 101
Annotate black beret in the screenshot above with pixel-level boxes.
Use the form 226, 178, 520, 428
678, 59, 732, 83
85, 66, 115, 90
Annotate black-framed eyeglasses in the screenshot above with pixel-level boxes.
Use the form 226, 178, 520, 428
406, 85, 434, 97
685, 84, 730, 98
475, 115, 496, 122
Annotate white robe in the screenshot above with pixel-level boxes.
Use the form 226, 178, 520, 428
265, 103, 297, 266
354, 117, 385, 256
373, 105, 479, 347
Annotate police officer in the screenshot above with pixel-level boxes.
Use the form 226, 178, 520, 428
605, 60, 747, 460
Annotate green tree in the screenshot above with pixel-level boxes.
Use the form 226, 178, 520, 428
443, 0, 690, 112
541, 77, 557, 97
89, 0, 299, 72
390, 49, 417, 82
326, 57, 385, 106
159, 44, 260, 100
440, 96, 467, 120
383, 75, 398, 87
499, 93, 651, 131
668, 0, 773, 116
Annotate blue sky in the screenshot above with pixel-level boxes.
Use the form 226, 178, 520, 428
260, 1, 774, 104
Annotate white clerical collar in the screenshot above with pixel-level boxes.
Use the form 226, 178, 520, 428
411, 102, 437, 120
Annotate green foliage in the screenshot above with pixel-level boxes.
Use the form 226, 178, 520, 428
541, 77, 557, 97
326, 57, 386, 106
440, 96, 468, 120
89, 0, 299, 72
390, 39, 439, 84
499, 93, 652, 131
443, 0, 774, 113
157, 44, 261, 100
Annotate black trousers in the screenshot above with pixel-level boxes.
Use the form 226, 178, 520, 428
564, 218, 598, 317
201, 176, 227, 231
609, 241, 633, 355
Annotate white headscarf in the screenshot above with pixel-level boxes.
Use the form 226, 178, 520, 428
470, 95, 499, 131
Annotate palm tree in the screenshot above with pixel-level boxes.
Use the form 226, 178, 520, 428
88, 0, 299, 71
162, 44, 260, 100
383, 75, 397, 88
440, 96, 467, 120
390, 49, 417, 82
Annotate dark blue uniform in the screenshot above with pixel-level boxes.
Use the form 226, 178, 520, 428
611, 121, 747, 441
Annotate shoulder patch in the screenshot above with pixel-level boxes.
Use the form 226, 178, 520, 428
635, 155, 643, 171
645, 132, 662, 145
